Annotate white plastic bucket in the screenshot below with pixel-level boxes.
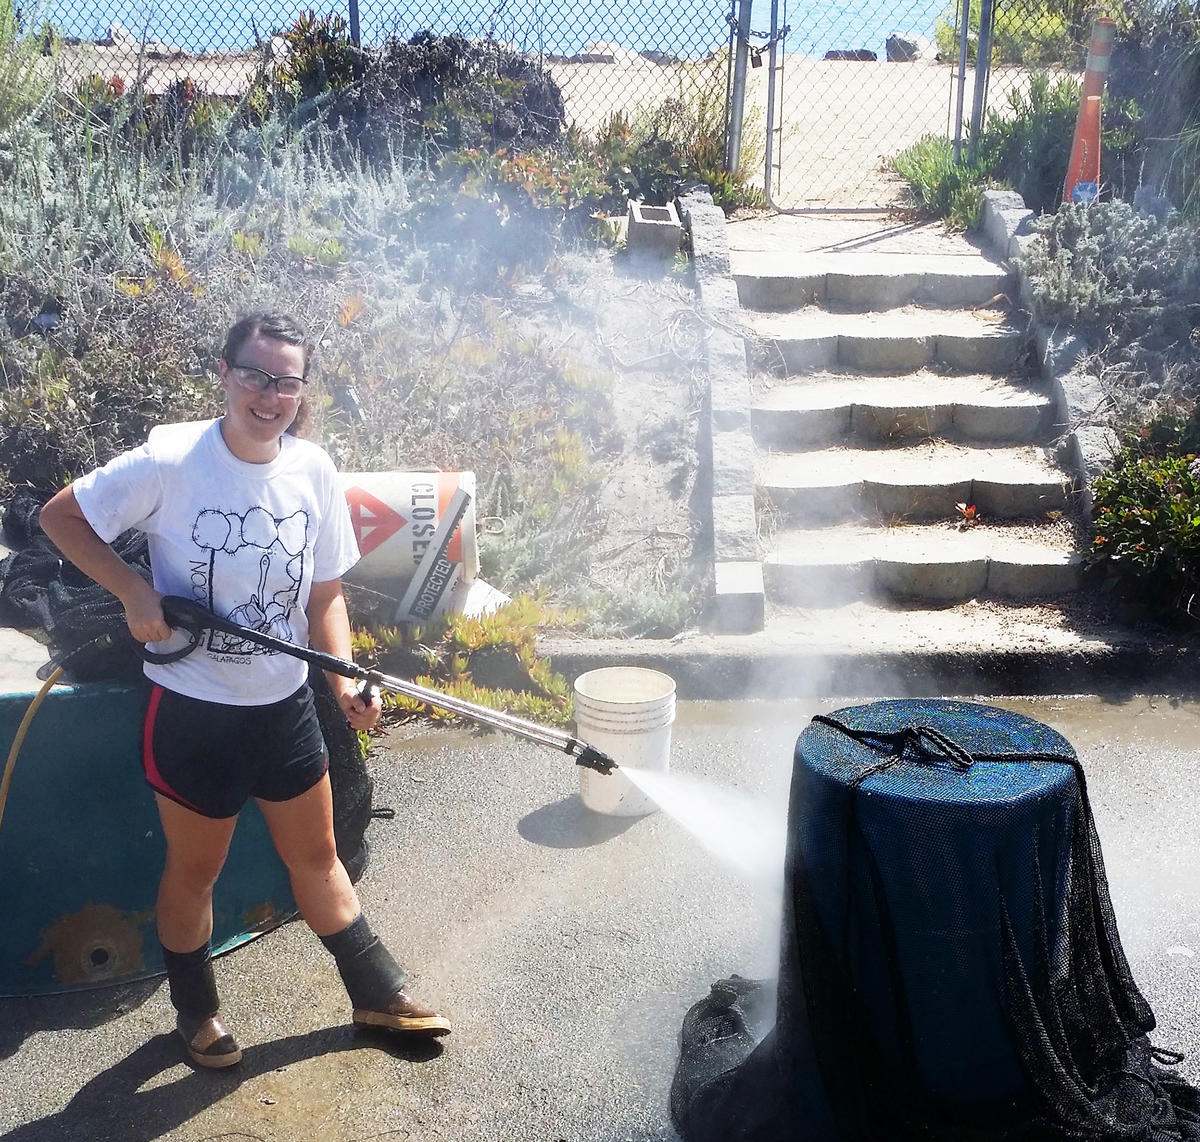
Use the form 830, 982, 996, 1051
574, 667, 676, 816
340, 472, 480, 590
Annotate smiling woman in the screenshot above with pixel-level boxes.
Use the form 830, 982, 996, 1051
36, 310, 452, 1068
217, 314, 314, 460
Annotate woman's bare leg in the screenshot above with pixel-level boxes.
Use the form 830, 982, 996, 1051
256, 774, 359, 937
153, 793, 238, 952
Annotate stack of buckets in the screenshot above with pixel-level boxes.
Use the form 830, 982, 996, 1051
574, 667, 676, 816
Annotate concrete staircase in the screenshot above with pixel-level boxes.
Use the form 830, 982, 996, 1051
731, 231, 1082, 637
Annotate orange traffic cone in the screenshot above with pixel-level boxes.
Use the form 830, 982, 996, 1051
1062, 17, 1116, 205
1063, 95, 1102, 205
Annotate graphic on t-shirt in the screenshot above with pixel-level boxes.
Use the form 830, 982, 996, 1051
190, 507, 309, 655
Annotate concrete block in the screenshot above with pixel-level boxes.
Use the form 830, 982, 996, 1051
826, 271, 920, 310
1054, 368, 1111, 430
773, 335, 840, 373
987, 555, 1082, 597
953, 401, 1048, 441
840, 333, 932, 372
711, 429, 756, 496
1071, 425, 1120, 482
870, 480, 971, 520
1036, 327, 1090, 380
679, 193, 728, 279
773, 482, 864, 522
712, 494, 758, 560
1062, 425, 1119, 518
710, 561, 765, 633
921, 269, 1012, 307
978, 189, 1035, 263
876, 557, 988, 602
764, 558, 874, 605
710, 373, 752, 434
699, 275, 741, 317
756, 405, 851, 447
971, 477, 1070, 517
936, 329, 1023, 372
1008, 226, 1038, 263
852, 404, 945, 440
627, 199, 683, 259
735, 273, 825, 310
708, 328, 748, 376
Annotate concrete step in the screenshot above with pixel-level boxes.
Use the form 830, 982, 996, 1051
733, 250, 1012, 312
763, 523, 1082, 604
748, 308, 1026, 375
759, 441, 1072, 522
752, 371, 1053, 446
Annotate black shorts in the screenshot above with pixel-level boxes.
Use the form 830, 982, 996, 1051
142, 683, 329, 819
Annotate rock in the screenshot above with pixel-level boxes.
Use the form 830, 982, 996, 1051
105, 22, 137, 46
575, 41, 648, 64
886, 33, 936, 62
1133, 183, 1174, 224
824, 49, 877, 61
102, 21, 183, 55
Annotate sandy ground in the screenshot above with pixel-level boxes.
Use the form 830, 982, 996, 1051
50, 44, 1058, 210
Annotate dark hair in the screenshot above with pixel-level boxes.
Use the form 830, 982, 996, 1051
221, 312, 315, 438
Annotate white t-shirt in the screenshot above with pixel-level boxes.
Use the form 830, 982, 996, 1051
72, 418, 360, 705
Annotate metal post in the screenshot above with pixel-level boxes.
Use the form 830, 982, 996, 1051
725, 0, 752, 173
348, 0, 361, 46
966, 0, 994, 166
952, 0, 971, 164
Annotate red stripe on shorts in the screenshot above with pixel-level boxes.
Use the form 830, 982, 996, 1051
142, 683, 206, 814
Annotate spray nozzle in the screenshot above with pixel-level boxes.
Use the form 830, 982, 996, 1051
574, 744, 618, 775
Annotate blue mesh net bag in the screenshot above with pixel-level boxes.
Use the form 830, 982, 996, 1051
671, 699, 1200, 1141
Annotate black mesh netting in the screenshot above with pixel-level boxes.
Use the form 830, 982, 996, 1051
0, 487, 377, 883
671, 699, 1200, 1142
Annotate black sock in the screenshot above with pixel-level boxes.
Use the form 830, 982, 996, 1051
161, 941, 219, 1020
320, 914, 408, 1009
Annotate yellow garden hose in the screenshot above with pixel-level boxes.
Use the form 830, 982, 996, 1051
0, 665, 64, 838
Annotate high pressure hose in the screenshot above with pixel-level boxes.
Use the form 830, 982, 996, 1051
0, 665, 63, 839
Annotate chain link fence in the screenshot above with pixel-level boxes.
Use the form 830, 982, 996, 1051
759, 0, 1105, 210
11, 0, 1129, 210
26, 0, 738, 138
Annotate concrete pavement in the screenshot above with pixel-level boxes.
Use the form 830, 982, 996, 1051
4, 693, 1200, 1141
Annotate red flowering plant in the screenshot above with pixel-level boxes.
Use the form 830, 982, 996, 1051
1088, 404, 1200, 619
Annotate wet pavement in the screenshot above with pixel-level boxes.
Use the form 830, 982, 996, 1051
3, 692, 1200, 1141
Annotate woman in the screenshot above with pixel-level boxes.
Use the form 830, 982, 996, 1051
39, 312, 450, 1068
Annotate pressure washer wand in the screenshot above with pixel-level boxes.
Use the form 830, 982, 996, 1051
159, 596, 617, 775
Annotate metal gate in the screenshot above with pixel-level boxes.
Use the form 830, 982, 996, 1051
759, 0, 962, 211
725, 0, 1094, 213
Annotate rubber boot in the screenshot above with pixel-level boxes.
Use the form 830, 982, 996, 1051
321, 914, 451, 1035
162, 941, 243, 1068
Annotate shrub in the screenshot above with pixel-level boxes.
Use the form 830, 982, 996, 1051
891, 74, 1141, 224
1107, 3, 1200, 217
976, 73, 1087, 215
935, 0, 1083, 66
1088, 405, 1200, 619
890, 134, 993, 229
353, 596, 578, 728
1019, 201, 1200, 396
274, 24, 566, 165
573, 89, 764, 215
0, 31, 703, 640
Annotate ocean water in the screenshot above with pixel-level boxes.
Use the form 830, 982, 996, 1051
43, 0, 950, 60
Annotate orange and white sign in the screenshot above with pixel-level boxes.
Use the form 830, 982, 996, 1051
340, 471, 479, 590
